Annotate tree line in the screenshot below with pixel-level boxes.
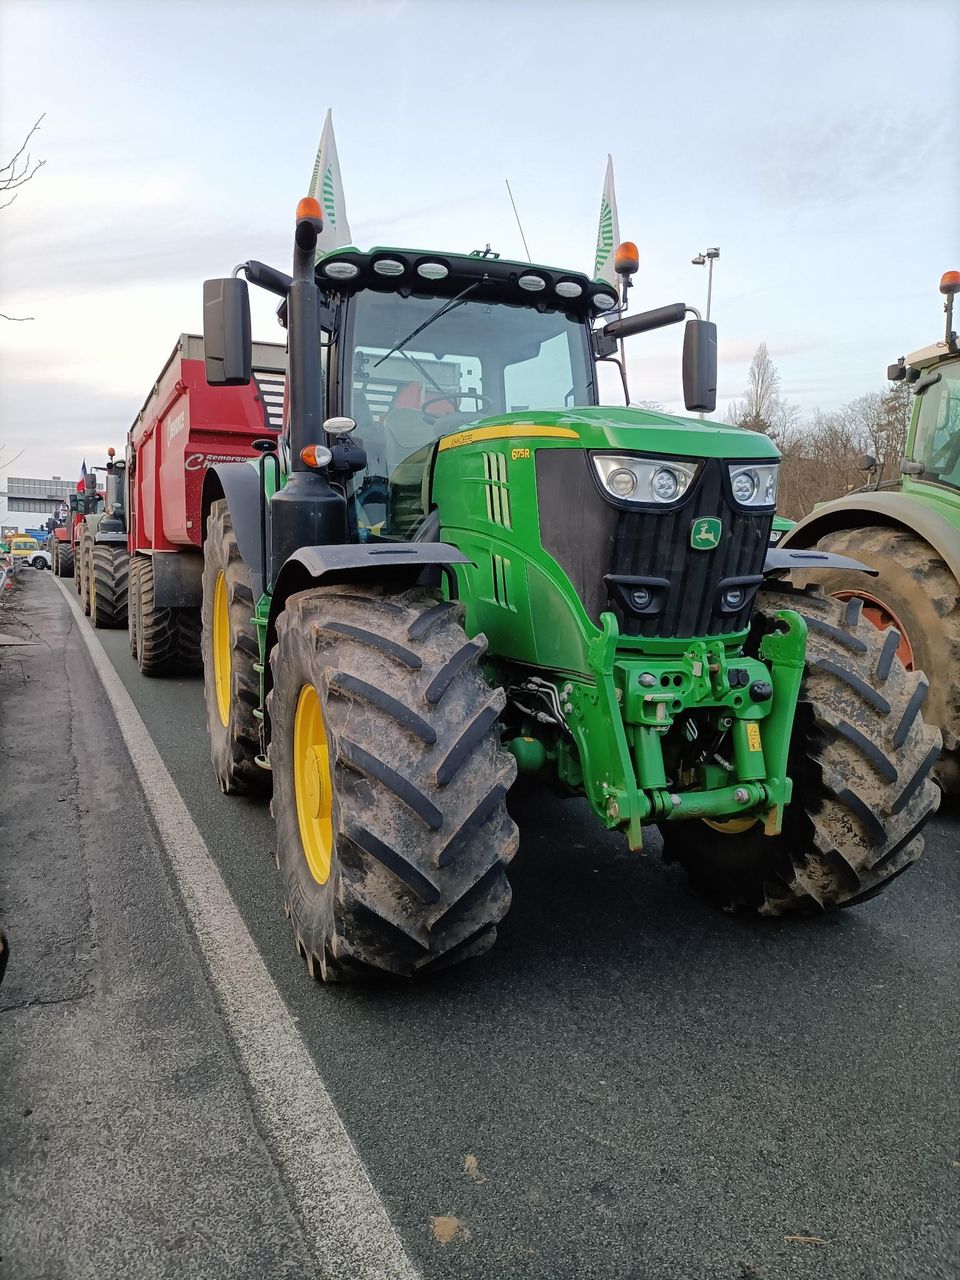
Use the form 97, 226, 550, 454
725, 343, 912, 520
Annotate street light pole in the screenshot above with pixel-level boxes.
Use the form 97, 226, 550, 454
691, 247, 720, 417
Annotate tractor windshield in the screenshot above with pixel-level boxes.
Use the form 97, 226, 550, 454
914, 359, 960, 490
344, 288, 595, 536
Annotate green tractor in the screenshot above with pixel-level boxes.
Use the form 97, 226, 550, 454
782, 270, 960, 791
74, 450, 130, 628
198, 198, 940, 981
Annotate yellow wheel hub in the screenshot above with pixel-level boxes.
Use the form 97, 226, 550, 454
293, 684, 334, 885
704, 814, 759, 835
212, 570, 232, 728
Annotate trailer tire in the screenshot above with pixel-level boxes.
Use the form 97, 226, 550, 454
201, 500, 268, 795
661, 589, 941, 914
267, 584, 519, 981
136, 557, 177, 675
128, 556, 142, 659
807, 526, 960, 792
78, 530, 92, 613
90, 545, 129, 629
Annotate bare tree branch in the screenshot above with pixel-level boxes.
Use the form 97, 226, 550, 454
0, 114, 45, 190
0, 311, 34, 322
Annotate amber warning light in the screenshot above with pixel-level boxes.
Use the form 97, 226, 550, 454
615, 241, 640, 277
939, 270, 960, 295
296, 196, 323, 224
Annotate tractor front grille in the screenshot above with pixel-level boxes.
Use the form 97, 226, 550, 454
536, 451, 773, 640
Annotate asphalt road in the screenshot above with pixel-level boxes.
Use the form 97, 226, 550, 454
17, 572, 960, 1279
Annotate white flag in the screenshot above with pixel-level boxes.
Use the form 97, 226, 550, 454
593, 154, 621, 288
308, 109, 352, 259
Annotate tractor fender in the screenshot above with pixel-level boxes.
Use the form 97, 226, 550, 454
781, 492, 960, 584
201, 462, 265, 595
151, 550, 203, 608
265, 542, 472, 671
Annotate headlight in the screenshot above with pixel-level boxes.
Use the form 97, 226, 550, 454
593, 455, 698, 504
728, 462, 778, 507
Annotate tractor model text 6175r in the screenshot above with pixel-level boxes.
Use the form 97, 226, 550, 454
189, 198, 940, 981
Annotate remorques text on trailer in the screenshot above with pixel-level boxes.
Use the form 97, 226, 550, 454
782, 271, 960, 790
124, 334, 284, 673
168, 196, 938, 982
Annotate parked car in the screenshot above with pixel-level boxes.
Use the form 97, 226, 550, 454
8, 537, 51, 570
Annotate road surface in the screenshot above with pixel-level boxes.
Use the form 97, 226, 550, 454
3, 569, 958, 1279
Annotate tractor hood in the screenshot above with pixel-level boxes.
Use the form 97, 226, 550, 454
437, 407, 781, 461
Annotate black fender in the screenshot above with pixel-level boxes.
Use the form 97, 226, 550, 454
265, 541, 472, 674
762, 547, 878, 579
151, 549, 203, 608
201, 462, 266, 596
780, 492, 960, 583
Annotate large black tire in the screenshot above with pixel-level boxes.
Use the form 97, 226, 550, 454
128, 556, 142, 658
661, 588, 941, 914
201, 500, 267, 795
135, 557, 202, 677
77, 530, 91, 613
267, 585, 519, 981
55, 540, 73, 578
90, 544, 129, 629
807, 526, 960, 792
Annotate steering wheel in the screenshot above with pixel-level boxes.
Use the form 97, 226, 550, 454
421, 391, 493, 423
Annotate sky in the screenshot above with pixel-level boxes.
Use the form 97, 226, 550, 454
0, 0, 957, 481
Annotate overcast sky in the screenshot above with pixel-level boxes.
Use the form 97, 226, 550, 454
1, 0, 957, 480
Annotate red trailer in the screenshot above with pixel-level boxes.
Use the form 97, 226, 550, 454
126, 333, 285, 673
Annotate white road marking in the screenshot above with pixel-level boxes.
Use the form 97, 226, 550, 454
54, 577, 420, 1280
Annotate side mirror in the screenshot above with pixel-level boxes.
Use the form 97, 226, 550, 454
68, 494, 78, 512
682, 319, 717, 413
856, 454, 879, 473
203, 278, 252, 386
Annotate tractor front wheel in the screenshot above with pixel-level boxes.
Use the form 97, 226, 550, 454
808, 526, 960, 792
267, 584, 518, 980
661, 589, 941, 914
200, 500, 267, 795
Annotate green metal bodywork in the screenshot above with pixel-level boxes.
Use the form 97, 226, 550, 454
239, 246, 810, 847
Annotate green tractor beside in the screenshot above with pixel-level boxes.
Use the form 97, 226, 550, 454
75, 449, 130, 629
783, 271, 960, 791
197, 197, 940, 981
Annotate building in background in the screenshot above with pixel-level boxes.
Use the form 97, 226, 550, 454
0, 475, 76, 534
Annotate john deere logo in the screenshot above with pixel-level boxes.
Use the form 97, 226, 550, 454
691, 517, 722, 550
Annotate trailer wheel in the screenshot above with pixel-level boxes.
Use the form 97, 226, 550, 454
661, 589, 941, 914
135, 557, 196, 676
806, 526, 960, 792
267, 584, 519, 981
128, 557, 142, 659
201, 500, 267, 794
90, 545, 129, 629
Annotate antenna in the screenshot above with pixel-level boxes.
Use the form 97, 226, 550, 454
505, 179, 532, 263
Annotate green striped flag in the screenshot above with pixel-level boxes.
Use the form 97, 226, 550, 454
593, 154, 621, 289
308, 109, 353, 260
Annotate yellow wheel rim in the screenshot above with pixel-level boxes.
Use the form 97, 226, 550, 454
293, 684, 334, 885
212, 570, 232, 728
703, 814, 759, 835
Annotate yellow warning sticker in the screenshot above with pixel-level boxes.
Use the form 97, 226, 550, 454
747, 722, 762, 752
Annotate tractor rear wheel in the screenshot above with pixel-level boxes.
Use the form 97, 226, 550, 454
661, 589, 941, 914
90, 545, 129, 629
78, 531, 92, 614
807, 526, 960, 792
201, 500, 267, 795
267, 585, 519, 981
55, 541, 73, 578
135, 557, 202, 677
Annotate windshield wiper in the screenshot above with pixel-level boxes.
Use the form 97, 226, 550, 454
374, 280, 481, 369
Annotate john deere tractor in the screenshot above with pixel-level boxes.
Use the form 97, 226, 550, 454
782, 271, 960, 791
197, 198, 940, 981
